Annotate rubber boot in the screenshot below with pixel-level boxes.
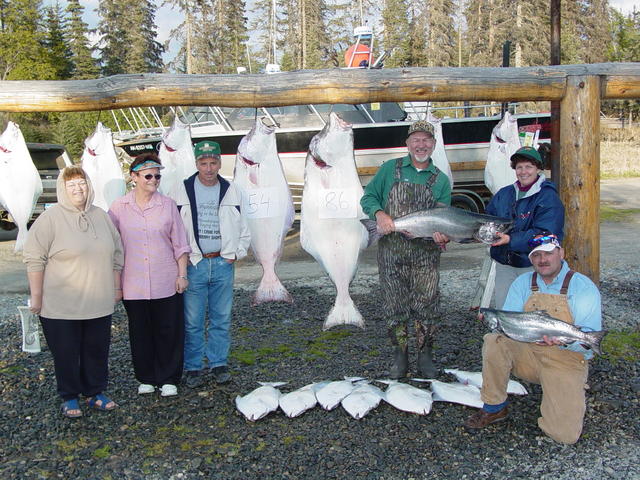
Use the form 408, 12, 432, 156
416, 345, 437, 378
389, 346, 408, 379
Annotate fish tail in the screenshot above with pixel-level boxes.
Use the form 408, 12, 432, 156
13, 225, 28, 253
252, 275, 293, 306
360, 219, 382, 248
322, 297, 365, 330
585, 330, 607, 355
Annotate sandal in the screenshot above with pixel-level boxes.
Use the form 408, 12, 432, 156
61, 398, 83, 418
86, 393, 117, 411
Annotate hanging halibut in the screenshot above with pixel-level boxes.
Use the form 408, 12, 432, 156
233, 118, 295, 305
81, 122, 125, 211
426, 111, 454, 190
0, 122, 43, 252
300, 113, 368, 330
484, 111, 520, 195
158, 117, 197, 196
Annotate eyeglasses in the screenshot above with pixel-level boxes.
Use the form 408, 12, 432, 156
65, 180, 87, 189
528, 233, 560, 248
141, 173, 161, 180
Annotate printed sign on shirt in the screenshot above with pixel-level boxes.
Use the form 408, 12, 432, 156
317, 188, 359, 219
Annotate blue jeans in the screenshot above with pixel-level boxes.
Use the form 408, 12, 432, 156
183, 256, 234, 371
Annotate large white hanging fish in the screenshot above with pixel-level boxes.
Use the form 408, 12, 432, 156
235, 381, 288, 422
234, 118, 294, 305
158, 117, 197, 197
427, 380, 484, 409
315, 377, 364, 411
278, 381, 329, 418
444, 368, 528, 396
340, 381, 385, 419
0, 121, 42, 252
426, 111, 454, 190
484, 111, 520, 194
81, 122, 125, 211
378, 379, 433, 415
300, 113, 368, 330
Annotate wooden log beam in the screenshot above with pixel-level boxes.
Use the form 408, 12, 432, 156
560, 75, 601, 284
0, 63, 638, 113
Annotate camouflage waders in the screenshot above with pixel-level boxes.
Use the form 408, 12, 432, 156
378, 158, 442, 355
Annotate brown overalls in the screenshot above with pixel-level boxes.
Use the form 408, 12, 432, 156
480, 270, 589, 445
378, 158, 442, 350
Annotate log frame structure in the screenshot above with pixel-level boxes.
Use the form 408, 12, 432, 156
1, 62, 639, 283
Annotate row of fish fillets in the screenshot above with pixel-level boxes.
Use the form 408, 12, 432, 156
235, 369, 527, 422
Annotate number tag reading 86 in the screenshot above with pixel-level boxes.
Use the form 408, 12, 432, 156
242, 187, 280, 219
318, 188, 358, 219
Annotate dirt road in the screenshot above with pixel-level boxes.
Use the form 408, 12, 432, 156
1, 178, 638, 294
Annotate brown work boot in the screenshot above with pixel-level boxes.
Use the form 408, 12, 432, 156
464, 407, 509, 429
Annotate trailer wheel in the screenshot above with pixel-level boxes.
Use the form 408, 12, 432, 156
451, 194, 479, 213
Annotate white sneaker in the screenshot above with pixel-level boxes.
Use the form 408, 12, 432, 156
160, 384, 178, 397
138, 383, 155, 395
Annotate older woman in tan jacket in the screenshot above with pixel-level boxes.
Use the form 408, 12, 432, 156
23, 166, 124, 418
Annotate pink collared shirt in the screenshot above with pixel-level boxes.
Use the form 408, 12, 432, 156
109, 191, 191, 300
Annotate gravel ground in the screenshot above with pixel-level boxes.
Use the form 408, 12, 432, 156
0, 262, 638, 480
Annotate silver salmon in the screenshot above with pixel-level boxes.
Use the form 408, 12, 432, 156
480, 308, 606, 355
361, 205, 511, 247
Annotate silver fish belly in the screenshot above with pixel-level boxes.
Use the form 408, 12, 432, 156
361, 205, 511, 247
480, 308, 607, 355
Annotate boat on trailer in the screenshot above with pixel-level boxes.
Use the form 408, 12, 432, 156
114, 102, 550, 212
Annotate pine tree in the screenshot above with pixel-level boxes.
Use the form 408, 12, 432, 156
43, 2, 73, 79
124, 0, 164, 73
0, 0, 56, 80
381, 0, 411, 67
65, 0, 99, 79
97, 0, 128, 75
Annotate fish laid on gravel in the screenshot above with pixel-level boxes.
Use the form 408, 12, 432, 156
361, 204, 511, 247
427, 380, 484, 409
426, 111, 454, 190
235, 382, 288, 421
341, 381, 385, 419
315, 377, 364, 411
234, 118, 295, 305
279, 381, 329, 418
81, 122, 125, 211
484, 111, 520, 194
444, 368, 527, 396
378, 380, 433, 415
300, 112, 368, 330
0, 121, 43, 252
480, 308, 607, 355
158, 117, 197, 197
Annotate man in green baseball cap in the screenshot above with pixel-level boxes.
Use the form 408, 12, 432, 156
169, 138, 250, 388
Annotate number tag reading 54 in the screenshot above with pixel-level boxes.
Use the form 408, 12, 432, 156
318, 188, 358, 219
242, 187, 280, 219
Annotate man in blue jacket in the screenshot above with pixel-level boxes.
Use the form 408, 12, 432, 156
485, 146, 565, 308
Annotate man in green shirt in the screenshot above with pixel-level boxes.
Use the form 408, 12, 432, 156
360, 120, 452, 378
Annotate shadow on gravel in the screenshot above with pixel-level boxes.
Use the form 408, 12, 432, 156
0, 275, 638, 480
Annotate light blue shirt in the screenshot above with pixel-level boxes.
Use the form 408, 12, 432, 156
503, 260, 602, 359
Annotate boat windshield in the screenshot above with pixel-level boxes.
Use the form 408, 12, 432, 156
182, 103, 407, 131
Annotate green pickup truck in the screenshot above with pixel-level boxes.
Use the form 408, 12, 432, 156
0, 143, 72, 230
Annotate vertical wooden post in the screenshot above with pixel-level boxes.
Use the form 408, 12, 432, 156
560, 75, 601, 283
550, 0, 561, 184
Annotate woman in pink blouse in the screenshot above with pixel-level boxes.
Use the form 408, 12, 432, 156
109, 153, 191, 397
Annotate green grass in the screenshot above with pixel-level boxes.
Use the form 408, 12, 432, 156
602, 330, 640, 362
600, 205, 640, 222
93, 445, 111, 459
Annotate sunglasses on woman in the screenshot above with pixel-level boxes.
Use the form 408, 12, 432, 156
140, 173, 161, 180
